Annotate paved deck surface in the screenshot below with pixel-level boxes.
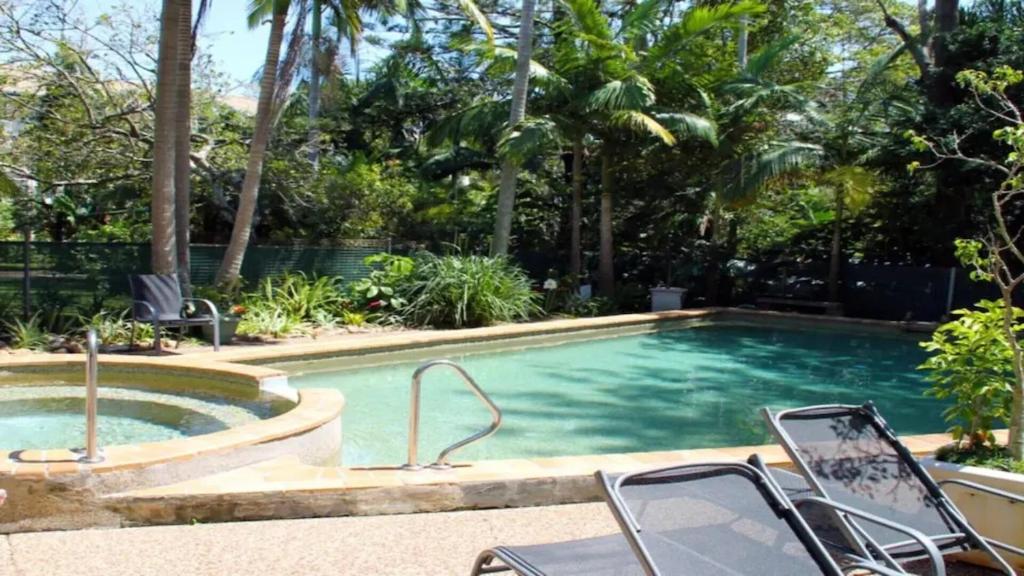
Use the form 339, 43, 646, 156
1, 503, 617, 576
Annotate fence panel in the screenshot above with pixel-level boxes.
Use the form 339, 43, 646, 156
0, 240, 389, 316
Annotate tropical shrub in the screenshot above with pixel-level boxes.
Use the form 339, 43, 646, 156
919, 299, 1021, 449
77, 307, 152, 342
237, 306, 309, 339
236, 272, 346, 337
349, 253, 414, 317
3, 314, 50, 350
401, 253, 540, 328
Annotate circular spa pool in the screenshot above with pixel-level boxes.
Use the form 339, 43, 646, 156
0, 369, 293, 452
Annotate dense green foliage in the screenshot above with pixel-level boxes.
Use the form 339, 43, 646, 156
400, 253, 541, 328
920, 300, 1021, 447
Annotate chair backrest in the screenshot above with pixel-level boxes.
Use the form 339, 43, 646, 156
128, 274, 183, 321
596, 459, 843, 576
763, 404, 965, 551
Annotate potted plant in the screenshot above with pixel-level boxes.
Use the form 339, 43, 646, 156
200, 304, 244, 345
917, 299, 1024, 571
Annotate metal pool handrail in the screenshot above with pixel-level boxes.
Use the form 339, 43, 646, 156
78, 328, 103, 464
402, 360, 502, 471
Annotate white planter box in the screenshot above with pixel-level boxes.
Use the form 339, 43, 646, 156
922, 457, 1024, 571
650, 287, 687, 312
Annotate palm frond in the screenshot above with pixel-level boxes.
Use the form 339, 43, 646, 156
473, 44, 570, 91
247, 0, 290, 29
743, 34, 800, 79
498, 117, 563, 165
455, 0, 494, 46
609, 110, 675, 145
654, 112, 717, 146
426, 99, 509, 148
558, 0, 613, 42
620, 0, 668, 42
822, 165, 878, 213
650, 1, 764, 60
587, 76, 656, 111
724, 141, 823, 205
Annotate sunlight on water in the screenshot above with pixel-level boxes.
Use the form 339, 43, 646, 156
287, 322, 938, 466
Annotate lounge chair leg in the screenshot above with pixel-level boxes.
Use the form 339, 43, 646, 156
153, 322, 161, 356
129, 321, 136, 350
176, 326, 184, 349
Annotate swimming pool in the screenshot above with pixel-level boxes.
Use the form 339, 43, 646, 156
284, 320, 940, 466
0, 371, 289, 451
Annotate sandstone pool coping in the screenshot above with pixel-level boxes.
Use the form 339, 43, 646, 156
179, 307, 934, 365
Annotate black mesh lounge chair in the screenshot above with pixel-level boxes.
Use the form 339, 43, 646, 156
128, 274, 220, 354
762, 402, 1024, 575
470, 455, 918, 576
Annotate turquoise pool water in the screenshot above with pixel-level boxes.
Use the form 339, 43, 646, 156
0, 376, 287, 451
286, 322, 940, 466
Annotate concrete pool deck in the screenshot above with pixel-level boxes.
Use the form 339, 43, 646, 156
0, 503, 1000, 576
1, 503, 618, 576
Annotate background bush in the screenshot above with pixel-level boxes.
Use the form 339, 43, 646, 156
400, 253, 541, 328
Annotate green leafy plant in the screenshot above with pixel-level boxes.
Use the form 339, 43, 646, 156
340, 310, 367, 327
349, 253, 414, 316
237, 272, 345, 337
401, 253, 541, 328
237, 306, 309, 339
919, 299, 1021, 448
4, 314, 51, 350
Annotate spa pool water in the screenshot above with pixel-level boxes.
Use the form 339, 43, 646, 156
286, 322, 940, 466
0, 376, 287, 451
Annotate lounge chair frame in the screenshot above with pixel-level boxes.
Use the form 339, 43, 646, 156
470, 456, 919, 576
762, 402, 1022, 575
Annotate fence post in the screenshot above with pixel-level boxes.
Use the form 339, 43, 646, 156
945, 267, 956, 317
21, 226, 30, 321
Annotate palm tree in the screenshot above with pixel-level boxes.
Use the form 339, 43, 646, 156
308, 0, 323, 166
216, 0, 291, 287
490, 0, 537, 257
173, 0, 193, 294
150, 0, 183, 275
556, 0, 756, 296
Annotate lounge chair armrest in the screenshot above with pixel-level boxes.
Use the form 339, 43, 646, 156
131, 300, 158, 321
796, 496, 946, 576
937, 478, 1024, 505
183, 298, 219, 319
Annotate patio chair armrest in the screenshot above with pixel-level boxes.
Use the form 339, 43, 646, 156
937, 478, 1024, 505
796, 496, 946, 576
131, 300, 158, 321
182, 298, 219, 319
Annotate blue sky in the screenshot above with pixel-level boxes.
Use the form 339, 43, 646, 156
86, 1, 392, 93
85, 1, 266, 87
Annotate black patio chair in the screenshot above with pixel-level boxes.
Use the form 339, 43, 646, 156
128, 274, 220, 354
470, 455, 923, 576
762, 402, 1023, 575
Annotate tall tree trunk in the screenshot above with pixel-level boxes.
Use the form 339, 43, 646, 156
598, 149, 614, 297
737, 17, 748, 69
308, 0, 322, 167
569, 137, 584, 285
150, 0, 181, 275
174, 0, 193, 295
490, 0, 536, 256
215, 8, 287, 286
828, 188, 844, 302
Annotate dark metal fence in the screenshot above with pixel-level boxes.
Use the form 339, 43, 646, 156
0, 240, 390, 316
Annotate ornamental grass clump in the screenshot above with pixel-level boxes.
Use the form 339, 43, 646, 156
401, 253, 541, 328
